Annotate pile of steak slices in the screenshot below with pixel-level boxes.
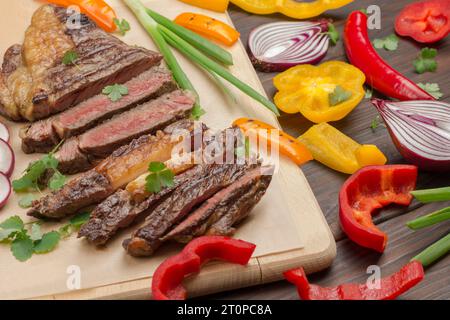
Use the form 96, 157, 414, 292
0, 5, 273, 257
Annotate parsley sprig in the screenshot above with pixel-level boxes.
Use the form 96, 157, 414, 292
145, 162, 175, 193
373, 34, 399, 51
325, 23, 339, 45
329, 85, 352, 106
418, 82, 443, 100
0, 213, 90, 262
62, 50, 79, 66
102, 84, 129, 102
414, 48, 438, 74
12, 142, 66, 193
114, 18, 131, 36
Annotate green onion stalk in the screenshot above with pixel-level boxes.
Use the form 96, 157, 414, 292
412, 233, 450, 267
407, 206, 450, 230
158, 25, 280, 116
411, 187, 450, 203
123, 0, 204, 118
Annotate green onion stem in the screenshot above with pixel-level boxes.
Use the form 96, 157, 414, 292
412, 233, 450, 267
411, 187, 450, 203
145, 8, 233, 66
123, 0, 202, 114
407, 206, 450, 230
158, 25, 280, 116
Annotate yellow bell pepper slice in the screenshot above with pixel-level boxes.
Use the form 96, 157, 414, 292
230, 0, 354, 19
179, 0, 230, 13
299, 123, 387, 174
274, 61, 365, 123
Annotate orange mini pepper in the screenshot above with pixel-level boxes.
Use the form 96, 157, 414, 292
174, 12, 240, 46
179, 0, 230, 13
233, 118, 313, 166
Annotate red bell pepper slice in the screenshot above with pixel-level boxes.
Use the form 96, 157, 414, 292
339, 165, 418, 252
395, 0, 450, 44
151, 236, 256, 300
284, 261, 424, 300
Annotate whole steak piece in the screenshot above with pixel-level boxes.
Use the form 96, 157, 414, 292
0, 5, 162, 121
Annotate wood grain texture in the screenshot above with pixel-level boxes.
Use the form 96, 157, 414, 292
211, 0, 450, 300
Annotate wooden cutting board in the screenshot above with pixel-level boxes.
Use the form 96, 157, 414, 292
0, 0, 335, 300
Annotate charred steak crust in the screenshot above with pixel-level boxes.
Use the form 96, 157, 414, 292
20, 65, 176, 154
123, 164, 255, 257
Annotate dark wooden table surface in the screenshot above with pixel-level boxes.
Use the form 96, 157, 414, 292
212, 0, 450, 300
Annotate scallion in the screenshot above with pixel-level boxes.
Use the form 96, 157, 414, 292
407, 206, 450, 230
158, 24, 280, 116
412, 233, 450, 267
411, 187, 450, 203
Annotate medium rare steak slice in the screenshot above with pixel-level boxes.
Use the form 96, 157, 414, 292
0, 5, 162, 121
20, 65, 176, 154
53, 90, 195, 174
123, 164, 253, 257
164, 167, 273, 243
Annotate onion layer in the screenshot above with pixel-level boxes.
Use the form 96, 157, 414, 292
248, 20, 330, 72
372, 99, 450, 172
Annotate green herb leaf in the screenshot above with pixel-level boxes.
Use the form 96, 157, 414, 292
33, 231, 60, 254
414, 48, 438, 74
69, 212, 90, 229
19, 194, 37, 209
102, 84, 129, 102
364, 88, 373, 99
325, 23, 339, 45
48, 171, 66, 191
0, 229, 16, 242
417, 82, 443, 100
11, 233, 34, 262
370, 115, 381, 131
373, 34, 399, 51
0, 216, 24, 231
30, 223, 43, 241
62, 50, 78, 66
329, 85, 352, 106
58, 224, 72, 239
146, 162, 175, 193
114, 18, 131, 36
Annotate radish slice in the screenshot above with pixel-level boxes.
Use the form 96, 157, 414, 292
0, 172, 11, 209
0, 122, 10, 143
0, 139, 14, 177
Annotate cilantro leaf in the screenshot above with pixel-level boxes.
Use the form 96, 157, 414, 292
365, 88, 373, 99
58, 224, 72, 239
33, 231, 61, 254
114, 18, 130, 36
325, 23, 340, 45
102, 84, 129, 102
373, 34, 398, 51
69, 212, 90, 229
62, 50, 78, 66
146, 162, 175, 193
417, 82, 443, 100
414, 48, 438, 74
0, 216, 24, 231
370, 115, 382, 131
0, 229, 16, 242
19, 194, 38, 209
191, 103, 206, 120
30, 223, 43, 241
11, 233, 34, 262
48, 171, 66, 191
329, 85, 352, 106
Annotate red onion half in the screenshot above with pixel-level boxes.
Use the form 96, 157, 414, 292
248, 20, 330, 72
372, 99, 450, 172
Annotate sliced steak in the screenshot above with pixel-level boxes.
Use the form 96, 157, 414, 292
0, 45, 24, 120
53, 90, 195, 174
165, 167, 273, 243
1, 5, 162, 121
123, 164, 253, 257
28, 120, 198, 219
20, 65, 176, 153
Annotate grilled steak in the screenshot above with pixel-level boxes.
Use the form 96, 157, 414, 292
20, 65, 176, 153
53, 90, 195, 174
123, 164, 255, 257
164, 166, 273, 243
28, 120, 198, 219
0, 45, 24, 120
0, 5, 162, 121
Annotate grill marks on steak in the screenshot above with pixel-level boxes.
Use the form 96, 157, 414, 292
0, 5, 162, 121
123, 164, 255, 257
20, 65, 176, 154
52, 90, 194, 174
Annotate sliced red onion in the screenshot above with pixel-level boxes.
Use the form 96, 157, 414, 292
372, 99, 450, 172
248, 20, 330, 72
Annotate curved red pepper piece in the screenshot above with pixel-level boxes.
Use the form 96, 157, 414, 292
339, 165, 418, 252
152, 236, 256, 300
344, 11, 435, 101
284, 261, 424, 300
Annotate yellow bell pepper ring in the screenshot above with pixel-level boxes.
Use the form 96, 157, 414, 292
299, 123, 387, 174
230, 0, 354, 19
274, 61, 365, 123
179, 0, 230, 13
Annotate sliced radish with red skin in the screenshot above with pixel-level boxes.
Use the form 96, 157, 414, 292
0, 139, 14, 177
0, 122, 9, 143
0, 172, 11, 208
